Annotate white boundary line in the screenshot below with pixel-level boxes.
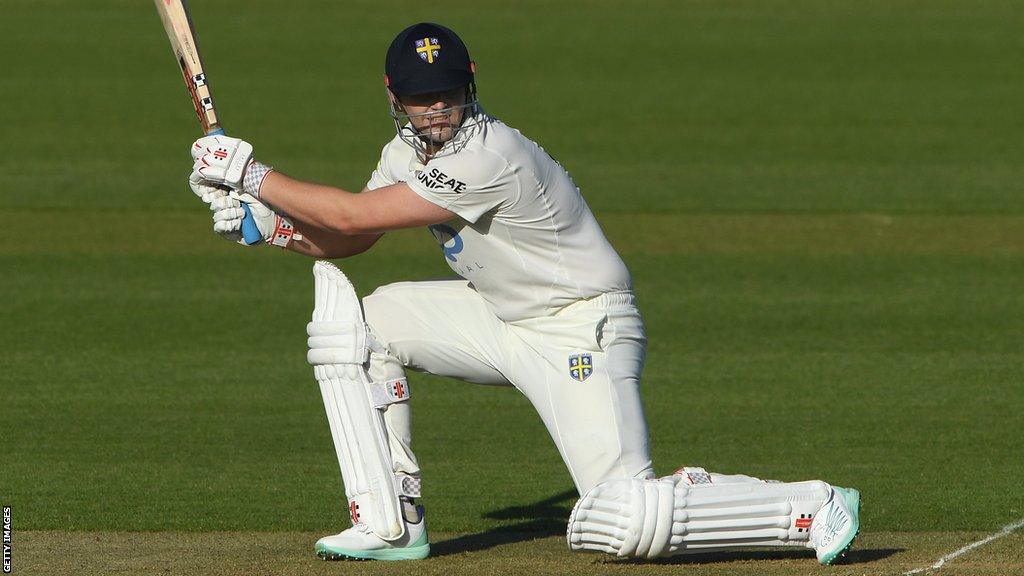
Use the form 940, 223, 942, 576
903, 517, 1024, 575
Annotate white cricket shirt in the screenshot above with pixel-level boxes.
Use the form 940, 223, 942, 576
366, 111, 632, 322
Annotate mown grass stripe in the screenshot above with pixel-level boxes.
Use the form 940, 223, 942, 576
5, 212, 1024, 256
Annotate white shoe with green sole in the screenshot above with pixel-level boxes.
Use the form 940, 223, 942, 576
810, 486, 860, 565
315, 509, 429, 561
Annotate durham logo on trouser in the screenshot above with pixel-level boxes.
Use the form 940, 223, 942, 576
568, 353, 593, 382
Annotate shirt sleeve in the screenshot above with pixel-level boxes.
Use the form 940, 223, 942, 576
405, 148, 513, 223
365, 141, 398, 191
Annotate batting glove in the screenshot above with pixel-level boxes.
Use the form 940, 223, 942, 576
190, 135, 254, 191
209, 191, 298, 248
189, 171, 230, 205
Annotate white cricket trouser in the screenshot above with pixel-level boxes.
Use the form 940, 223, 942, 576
362, 279, 654, 494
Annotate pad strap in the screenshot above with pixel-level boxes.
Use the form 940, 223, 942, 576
346, 479, 420, 526
347, 472, 421, 523
673, 466, 713, 485
370, 378, 411, 408
396, 473, 421, 498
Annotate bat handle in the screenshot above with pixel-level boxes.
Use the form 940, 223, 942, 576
238, 204, 263, 246
206, 126, 264, 246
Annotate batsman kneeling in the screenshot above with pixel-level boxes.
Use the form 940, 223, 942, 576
185, 22, 860, 564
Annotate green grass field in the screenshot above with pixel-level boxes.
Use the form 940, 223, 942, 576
2, 1, 1023, 574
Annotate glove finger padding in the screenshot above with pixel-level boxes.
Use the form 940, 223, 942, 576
209, 194, 241, 212
189, 172, 230, 204
208, 194, 244, 241
213, 220, 244, 240
213, 206, 247, 224
203, 188, 292, 247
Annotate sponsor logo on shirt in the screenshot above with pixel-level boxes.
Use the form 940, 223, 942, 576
428, 224, 486, 275
428, 224, 464, 262
416, 167, 467, 193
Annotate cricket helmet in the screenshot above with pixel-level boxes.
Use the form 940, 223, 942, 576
384, 23, 481, 160
384, 22, 475, 96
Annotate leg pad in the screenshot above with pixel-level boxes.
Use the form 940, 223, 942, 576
309, 261, 410, 541
567, 470, 830, 559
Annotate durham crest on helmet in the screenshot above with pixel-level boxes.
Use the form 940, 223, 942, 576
415, 37, 441, 64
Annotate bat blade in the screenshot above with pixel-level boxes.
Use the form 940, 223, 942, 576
153, 0, 221, 135
153, 0, 262, 245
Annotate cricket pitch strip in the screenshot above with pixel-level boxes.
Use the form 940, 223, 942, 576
17, 530, 1023, 576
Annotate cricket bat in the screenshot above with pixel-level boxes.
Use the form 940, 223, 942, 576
153, 0, 262, 245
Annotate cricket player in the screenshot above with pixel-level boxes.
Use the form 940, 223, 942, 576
186, 22, 860, 564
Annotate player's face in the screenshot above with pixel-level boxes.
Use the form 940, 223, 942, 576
398, 87, 467, 144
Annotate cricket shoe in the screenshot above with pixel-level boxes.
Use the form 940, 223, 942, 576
315, 506, 429, 561
809, 486, 860, 565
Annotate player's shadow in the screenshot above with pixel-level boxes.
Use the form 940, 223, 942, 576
430, 488, 577, 557
615, 547, 903, 566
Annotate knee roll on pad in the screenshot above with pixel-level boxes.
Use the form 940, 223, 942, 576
308, 261, 414, 541
307, 321, 368, 365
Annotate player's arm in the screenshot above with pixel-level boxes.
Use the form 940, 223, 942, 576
189, 135, 455, 245
285, 221, 383, 258
258, 171, 455, 235
199, 182, 385, 258
276, 186, 379, 258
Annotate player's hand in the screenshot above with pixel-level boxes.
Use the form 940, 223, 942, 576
190, 135, 254, 190
210, 191, 271, 244
209, 189, 294, 247
188, 171, 230, 205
